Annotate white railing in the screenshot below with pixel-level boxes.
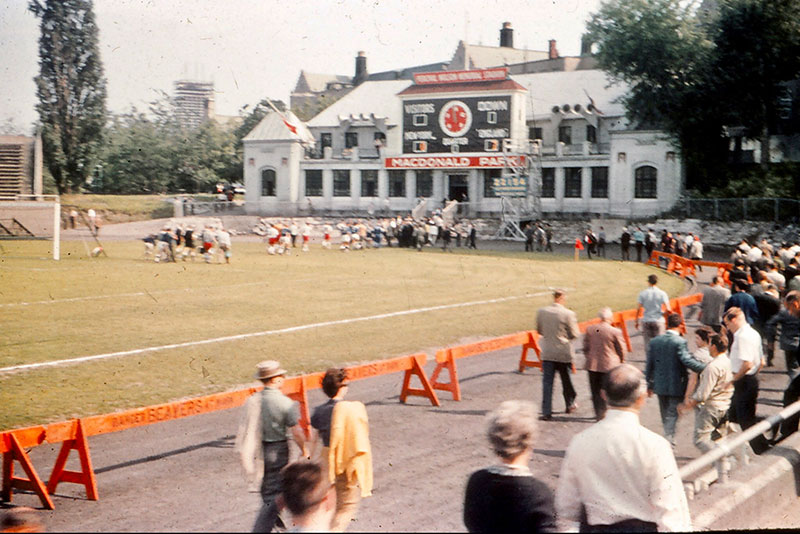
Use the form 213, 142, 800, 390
679, 399, 800, 499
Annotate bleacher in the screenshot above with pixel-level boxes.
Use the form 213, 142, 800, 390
0, 142, 25, 197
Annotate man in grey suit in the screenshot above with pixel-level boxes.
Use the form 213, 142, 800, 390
537, 289, 581, 420
645, 314, 707, 446
700, 276, 731, 333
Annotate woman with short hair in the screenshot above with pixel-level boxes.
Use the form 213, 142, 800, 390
463, 401, 556, 533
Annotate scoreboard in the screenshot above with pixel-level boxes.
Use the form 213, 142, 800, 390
402, 96, 512, 154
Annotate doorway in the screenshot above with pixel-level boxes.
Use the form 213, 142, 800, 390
448, 174, 468, 201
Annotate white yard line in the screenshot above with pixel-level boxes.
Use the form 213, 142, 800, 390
0, 279, 327, 308
0, 290, 556, 374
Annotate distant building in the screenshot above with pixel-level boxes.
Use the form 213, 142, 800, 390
246, 23, 682, 218
0, 134, 43, 198
173, 80, 215, 128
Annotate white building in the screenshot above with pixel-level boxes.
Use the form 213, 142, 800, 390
243, 27, 683, 219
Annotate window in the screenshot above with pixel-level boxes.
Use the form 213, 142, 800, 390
529, 127, 543, 141
361, 170, 378, 197
416, 170, 433, 197
413, 114, 427, 126
564, 167, 582, 198
635, 166, 658, 198
586, 125, 597, 144
374, 132, 386, 146
345, 132, 358, 149
261, 168, 276, 197
304, 170, 322, 196
591, 167, 608, 198
484, 169, 501, 198
333, 169, 350, 196
320, 133, 332, 148
413, 140, 428, 153
558, 125, 572, 145
541, 168, 555, 198
389, 170, 406, 197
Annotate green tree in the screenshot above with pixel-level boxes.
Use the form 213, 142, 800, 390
100, 95, 237, 194
711, 0, 800, 164
587, 0, 727, 190
29, 0, 107, 194
587, 0, 800, 192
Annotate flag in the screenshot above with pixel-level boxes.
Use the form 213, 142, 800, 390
282, 118, 298, 135
265, 99, 298, 136
575, 238, 584, 250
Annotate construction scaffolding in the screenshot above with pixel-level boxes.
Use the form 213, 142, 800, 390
492, 139, 543, 240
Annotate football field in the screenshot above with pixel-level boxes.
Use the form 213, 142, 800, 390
0, 240, 682, 430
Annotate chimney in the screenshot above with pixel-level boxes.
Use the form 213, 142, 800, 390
580, 34, 593, 56
500, 22, 514, 48
354, 51, 367, 86
548, 39, 559, 60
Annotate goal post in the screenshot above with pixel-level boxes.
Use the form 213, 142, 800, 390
0, 194, 61, 260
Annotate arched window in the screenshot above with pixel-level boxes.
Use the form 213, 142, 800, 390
634, 166, 657, 199
261, 168, 276, 197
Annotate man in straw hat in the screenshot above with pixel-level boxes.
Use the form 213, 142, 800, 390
238, 360, 307, 532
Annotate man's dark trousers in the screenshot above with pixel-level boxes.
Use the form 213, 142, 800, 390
588, 371, 607, 420
254, 440, 290, 531
730, 374, 759, 430
542, 361, 576, 417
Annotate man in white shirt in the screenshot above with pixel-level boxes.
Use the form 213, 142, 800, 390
724, 307, 763, 431
555, 364, 691, 532
635, 274, 672, 348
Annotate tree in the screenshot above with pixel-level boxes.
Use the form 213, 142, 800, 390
100, 95, 237, 194
29, 0, 107, 194
587, 0, 726, 190
587, 0, 800, 192
711, 0, 800, 163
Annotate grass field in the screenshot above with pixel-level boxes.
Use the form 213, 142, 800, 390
0, 240, 683, 430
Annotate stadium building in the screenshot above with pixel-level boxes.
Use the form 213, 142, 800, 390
243, 23, 682, 219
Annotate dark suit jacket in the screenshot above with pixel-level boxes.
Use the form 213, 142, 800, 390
646, 331, 707, 397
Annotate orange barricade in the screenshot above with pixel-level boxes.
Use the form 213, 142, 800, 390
430, 331, 538, 401
46, 419, 97, 502
287, 353, 440, 429
1, 427, 53, 510
0, 353, 438, 509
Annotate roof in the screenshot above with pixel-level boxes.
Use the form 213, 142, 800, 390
306, 80, 412, 127
397, 79, 526, 96
294, 71, 352, 94
367, 61, 450, 81
450, 41, 550, 70
511, 70, 629, 118
242, 110, 314, 143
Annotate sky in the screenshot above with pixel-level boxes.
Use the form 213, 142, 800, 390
1, 0, 604, 134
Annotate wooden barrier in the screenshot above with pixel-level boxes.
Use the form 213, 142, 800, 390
430, 331, 538, 401
0, 352, 438, 509
2, 430, 53, 510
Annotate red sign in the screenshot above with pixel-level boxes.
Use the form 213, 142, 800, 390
413, 68, 508, 85
385, 155, 526, 169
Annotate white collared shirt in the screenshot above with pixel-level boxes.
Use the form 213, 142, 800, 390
729, 323, 763, 376
555, 410, 691, 532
